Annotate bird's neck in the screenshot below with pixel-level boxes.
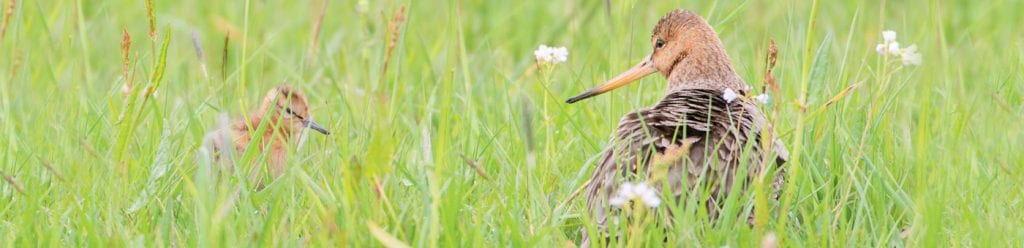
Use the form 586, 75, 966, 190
665, 41, 745, 92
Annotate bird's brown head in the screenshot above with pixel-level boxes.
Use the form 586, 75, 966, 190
258, 85, 330, 135
567, 10, 743, 103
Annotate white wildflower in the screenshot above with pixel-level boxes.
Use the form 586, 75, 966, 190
608, 182, 632, 207
882, 30, 897, 42
552, 47, 568, 62
722, 88, 738, 103
899, 45, 922, 66
875, 30, 899, 56
534, 44, 568, 64
754, 93, 770, 104
875, 30, 922, 66
877, 41, 900, 56
886, 42, 900, 55
533, 45, 549, 59
608, 181, 661, 208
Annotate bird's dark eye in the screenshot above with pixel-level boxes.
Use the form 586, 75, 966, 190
655, 39, 665, 48
285, 108, 298, 118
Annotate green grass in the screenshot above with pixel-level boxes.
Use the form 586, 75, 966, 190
2, 0, 1023, 246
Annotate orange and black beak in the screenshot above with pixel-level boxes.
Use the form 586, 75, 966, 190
566, 56, 658, 103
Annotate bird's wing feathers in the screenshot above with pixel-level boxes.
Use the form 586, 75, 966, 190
583, 88, 787, 228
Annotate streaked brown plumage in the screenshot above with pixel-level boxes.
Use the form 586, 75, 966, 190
204, 85, 330, 186
566, 10, 788, 246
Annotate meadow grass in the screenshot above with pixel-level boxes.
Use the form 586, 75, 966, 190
1, 0, 1023, 246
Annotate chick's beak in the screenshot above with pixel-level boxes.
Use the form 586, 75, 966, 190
302, 119, 330, 135
566, 56, 658, 103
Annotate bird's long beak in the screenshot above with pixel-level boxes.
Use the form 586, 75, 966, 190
566, 56, 658, 103
302, 119, 330, 135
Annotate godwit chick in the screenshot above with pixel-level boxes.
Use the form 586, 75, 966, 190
566, 10, 788, 246
204, 85, 329, 187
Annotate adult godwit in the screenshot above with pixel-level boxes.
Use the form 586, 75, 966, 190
566, 10, 788, 246
204, 85, 330, 187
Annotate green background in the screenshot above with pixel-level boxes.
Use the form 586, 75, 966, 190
1, 0, 1022, 246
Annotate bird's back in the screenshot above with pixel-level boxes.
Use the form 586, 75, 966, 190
583, 88, 788, 234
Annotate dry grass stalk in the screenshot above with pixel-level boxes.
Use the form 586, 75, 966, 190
79, 138, 101, 159
460, 154, 491, 180
822, 83, 860, 108
755, 38, 782, 230
7, 51, 20, 83
380, 5, 407, 81
121, 28, 133, 94
191, 30, 209, 79
804, 81, 862, 121
367, 220, 412, 248
0, 0, 14, 40
1, 170, 25, 195
306, 0, 328, 64
144, 0, 157, 63
145, 0, 156, 40
38, 156, 66, 182
221, 32, 230, 80
764, 38, 780, 94
758, 38, 781, 171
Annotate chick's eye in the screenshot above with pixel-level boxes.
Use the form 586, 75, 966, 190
655, 39, 665, 48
